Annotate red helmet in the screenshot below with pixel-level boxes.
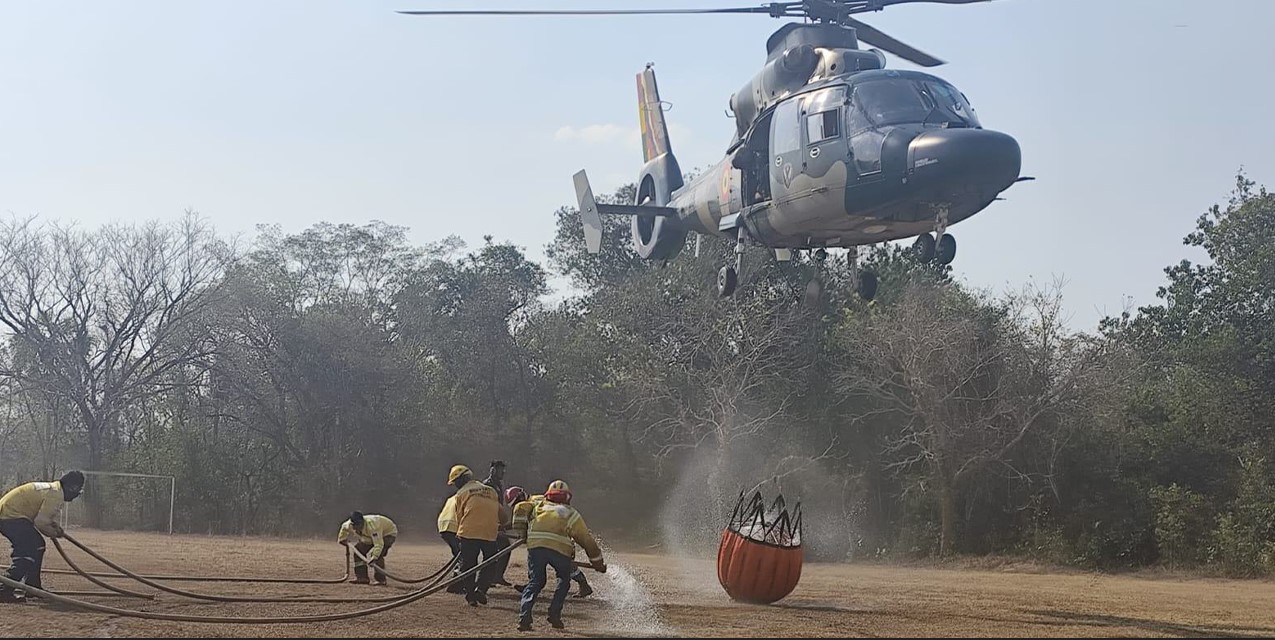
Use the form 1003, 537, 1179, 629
505, 486, 528, 504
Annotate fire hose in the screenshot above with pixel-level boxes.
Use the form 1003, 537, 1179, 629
44, 544, 351, 584
52, 538, 156, 600
55, 533, 457, 604
346, 543, 460, 585
0, 539, 523, 624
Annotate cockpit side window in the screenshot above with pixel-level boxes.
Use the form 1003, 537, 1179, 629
922, 80, 981, 128
806, 109, 841, 143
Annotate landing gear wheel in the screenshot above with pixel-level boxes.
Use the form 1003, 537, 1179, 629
717, 266, 738, 297
858, 270, 879, 301
936, 234, 957, 265
912, 233, 936, 262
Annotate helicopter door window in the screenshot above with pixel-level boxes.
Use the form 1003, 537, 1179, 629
771, 99, 801, 156
805, 109, 841, 144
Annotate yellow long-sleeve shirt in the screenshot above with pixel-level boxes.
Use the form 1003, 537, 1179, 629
0, 481, 69, 536
337, 514, 397, 561
510, 497, 603, 564
454, 479, 499, 542
437, 495, 458, 534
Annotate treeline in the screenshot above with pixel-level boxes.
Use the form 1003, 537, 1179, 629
0, 172, 1272, 576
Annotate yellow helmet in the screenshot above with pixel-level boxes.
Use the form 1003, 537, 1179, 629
448, 464, 472, 485
545, 480, 572, 504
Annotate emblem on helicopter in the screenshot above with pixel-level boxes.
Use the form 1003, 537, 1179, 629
400, 0, 1032, 302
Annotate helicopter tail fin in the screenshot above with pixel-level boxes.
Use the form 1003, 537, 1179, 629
637, 64, 673, 164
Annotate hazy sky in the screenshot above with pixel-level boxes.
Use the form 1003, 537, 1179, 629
2, 0, 1272, 330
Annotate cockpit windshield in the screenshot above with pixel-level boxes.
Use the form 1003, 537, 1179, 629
849, 77, 980, 131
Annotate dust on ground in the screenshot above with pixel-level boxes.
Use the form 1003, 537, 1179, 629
0, 530, 1272, 638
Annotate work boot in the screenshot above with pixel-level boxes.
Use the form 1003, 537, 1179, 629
0, 591, 25, 604
517, 617, 533, 632
475, 589, 489, 605
351, 564, 370, 584
548, 614, 565, 630
573, 579, 593, 599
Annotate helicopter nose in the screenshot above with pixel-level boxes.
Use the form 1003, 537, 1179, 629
906, 129, 1021, 195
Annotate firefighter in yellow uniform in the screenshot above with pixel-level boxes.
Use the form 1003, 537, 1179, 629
437, 494, 465, 592
337, 512, 397, 585
510, 480, 606, 632
506, 486, 593, 598
0, 470, 85, 603
448, 464, 501, 606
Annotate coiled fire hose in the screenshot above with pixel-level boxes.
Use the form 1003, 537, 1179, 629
54, 533, 454, 604
44, 543, 351, 584
0, 539, 522, 624
51, 539, 156, 599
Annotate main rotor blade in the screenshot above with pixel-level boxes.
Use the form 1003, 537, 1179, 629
844, 16, 944, 67
397, 7, 779, 17
873, 0, 993, 6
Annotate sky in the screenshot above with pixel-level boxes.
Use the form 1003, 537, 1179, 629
1, 0, 1273, 331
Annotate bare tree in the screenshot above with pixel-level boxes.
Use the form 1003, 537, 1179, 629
837, 280, 1124, 555
0, 212, 232, 525
629, 291, 820, 510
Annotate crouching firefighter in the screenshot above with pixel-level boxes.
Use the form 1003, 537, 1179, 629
506, 485, 593, 598
0, 470, 85, 603
337, 511, 397, 585
510, 480, 606, 632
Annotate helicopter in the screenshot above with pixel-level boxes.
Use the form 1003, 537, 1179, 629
399, 0, 1031, 300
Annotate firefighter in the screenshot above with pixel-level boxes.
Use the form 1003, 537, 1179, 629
483, 460, 516, 588
337, 511, 397, 585
0, 470, 85, 603
437, 494, 465, 593
510, 480, 606, 632
448, 464, 501, 606
506, 485, 594, 598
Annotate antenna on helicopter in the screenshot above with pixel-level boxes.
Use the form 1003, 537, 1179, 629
398, 0, 997, 68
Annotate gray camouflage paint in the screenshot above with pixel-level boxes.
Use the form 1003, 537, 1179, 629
609, 23, 1022, 257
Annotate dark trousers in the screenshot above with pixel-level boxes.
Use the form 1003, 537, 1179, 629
440, 531, 460, 556
353, 535, 395, 583
0, 519, 45, 593
493, 531, 512, 582
457, 537, 499, 595
519, 547, 575, 622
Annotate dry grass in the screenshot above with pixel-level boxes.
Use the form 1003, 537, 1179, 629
1, 530, 1272, 637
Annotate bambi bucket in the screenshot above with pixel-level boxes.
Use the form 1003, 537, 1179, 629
715, 490, 803, 604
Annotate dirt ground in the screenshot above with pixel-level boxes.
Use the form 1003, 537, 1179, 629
0, 530, 1272, 638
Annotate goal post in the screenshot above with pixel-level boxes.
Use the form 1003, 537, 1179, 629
61, 471, 176, 535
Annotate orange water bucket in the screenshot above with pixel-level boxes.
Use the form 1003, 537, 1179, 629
715, 490, 803, 604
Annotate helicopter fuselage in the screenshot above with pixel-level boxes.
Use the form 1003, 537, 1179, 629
662, 68, 1021, 251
